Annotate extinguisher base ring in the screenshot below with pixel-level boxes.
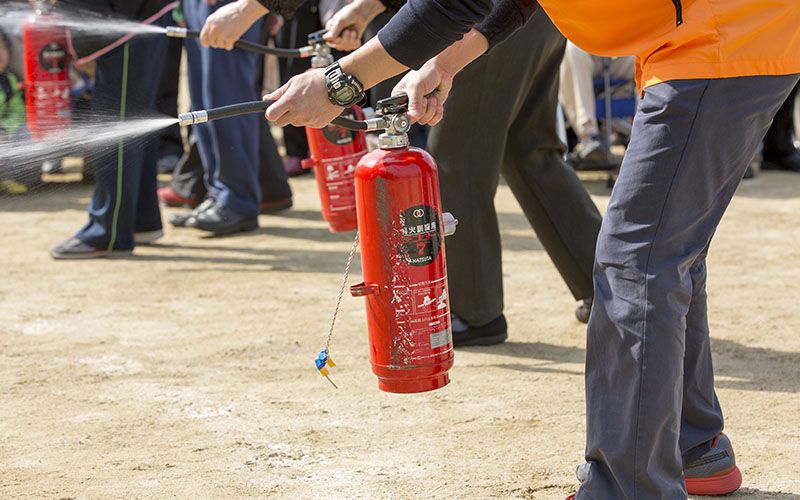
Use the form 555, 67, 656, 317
377, 373, 450, 394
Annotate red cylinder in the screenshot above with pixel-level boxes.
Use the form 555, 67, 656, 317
303, 105, 368, 233
351, 145, 454, 393
22, 10, 72, 140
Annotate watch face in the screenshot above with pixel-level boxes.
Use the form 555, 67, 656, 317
335, 86, 355, 104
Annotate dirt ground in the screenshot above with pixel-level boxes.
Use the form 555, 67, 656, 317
0, 171, 799, 499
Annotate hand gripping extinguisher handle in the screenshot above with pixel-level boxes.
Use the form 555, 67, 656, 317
177, 100, 377, 130
165, 27, 314, 58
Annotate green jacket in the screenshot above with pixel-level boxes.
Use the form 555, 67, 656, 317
0, 72, 25, 136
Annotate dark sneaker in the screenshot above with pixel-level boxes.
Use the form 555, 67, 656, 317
191, 202, 258, 235
575, 298, 592, 324
685, 433, 742, 496
451, 314, 507, 347
170, 198, 215, 228
50, 238, 131, 260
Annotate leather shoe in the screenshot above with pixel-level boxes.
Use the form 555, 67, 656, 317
260, 197, 293, 214
763, 150, 800, 172
451, 314, 508, 347
191, 202, 258, 235
170, 198, 215, 228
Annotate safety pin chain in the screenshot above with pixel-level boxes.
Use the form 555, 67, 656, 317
315, 231, 360, 389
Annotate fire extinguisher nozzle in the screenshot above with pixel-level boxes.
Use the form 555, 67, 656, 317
165, 26, 190, 39
178, 111, 208, 127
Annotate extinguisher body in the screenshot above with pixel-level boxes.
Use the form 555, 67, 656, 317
22, 11, 72, 140
352, 146, 454, 393
303, 104, 367, 233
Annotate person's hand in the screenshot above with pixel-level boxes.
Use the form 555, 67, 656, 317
392, 59, 454, 126
200, 0, 268, 50
264, 70, 342, 128
323, 0, 386, 51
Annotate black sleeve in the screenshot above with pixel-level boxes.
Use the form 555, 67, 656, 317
379, 0, 407, 12
474, 0, 538, 50
376, 0, 538, 70
254, 0, 309, 17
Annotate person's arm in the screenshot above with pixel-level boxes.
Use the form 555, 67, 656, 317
265, 0, 536, 128
199, 0, 269, 50
391, 28, 487, 125
323, 0, 387, 52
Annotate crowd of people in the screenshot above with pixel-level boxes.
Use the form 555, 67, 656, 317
1, 0, 800, 498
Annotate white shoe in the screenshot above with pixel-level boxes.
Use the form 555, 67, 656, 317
134, 229, 164, 245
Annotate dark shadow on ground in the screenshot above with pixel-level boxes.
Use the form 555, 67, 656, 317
0, 181, 92, 213
695, 489, 800, 499
463, 338, 800, 393
734, 171, 800, 200
126, 246, 361, 274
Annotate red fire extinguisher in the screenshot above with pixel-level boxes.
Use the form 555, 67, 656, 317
350, 95, 458, 394
22, 1, 72, 140
301, 32, 367, 233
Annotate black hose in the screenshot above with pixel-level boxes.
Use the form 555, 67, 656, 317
199, 100, 369, 130
180, 30, 309, 58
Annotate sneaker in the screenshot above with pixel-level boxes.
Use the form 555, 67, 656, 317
575, 137, 608, 162
575, 299, 592, 324
0, 180, 28, 195
684, 433, 742, 496
134, 229, 164, 245
451, 314, 507, 347
50, 238, 131, 260
158, 186, 201, 208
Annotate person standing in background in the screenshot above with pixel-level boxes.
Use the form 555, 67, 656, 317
174, 0, 265, 235
762, 82, 800, 172
51, 0, 171, 258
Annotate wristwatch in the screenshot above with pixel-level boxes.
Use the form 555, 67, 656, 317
324, 62, 366, 107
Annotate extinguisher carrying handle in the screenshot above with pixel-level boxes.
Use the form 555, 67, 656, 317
165, 27, 314, 58
177, 99, 380, 131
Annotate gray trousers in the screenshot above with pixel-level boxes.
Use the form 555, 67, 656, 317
579, 74, 800, 499
429, 12, 602, 326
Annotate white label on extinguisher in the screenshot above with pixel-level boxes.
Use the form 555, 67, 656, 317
322, 152, 360, 212
430, 329, 451, 349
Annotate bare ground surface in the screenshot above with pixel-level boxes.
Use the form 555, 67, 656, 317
1, 172, 799, 499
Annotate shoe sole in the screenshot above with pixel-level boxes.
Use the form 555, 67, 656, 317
50, 249, 133, 260
453, 331, 508, 347
686, 466, 742, 496
197, 219, 259, 236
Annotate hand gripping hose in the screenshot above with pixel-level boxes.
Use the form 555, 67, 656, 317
166, 27, 313, 58
178, 100, 376, 131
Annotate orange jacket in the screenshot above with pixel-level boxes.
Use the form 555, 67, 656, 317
541, 0, 800, 88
